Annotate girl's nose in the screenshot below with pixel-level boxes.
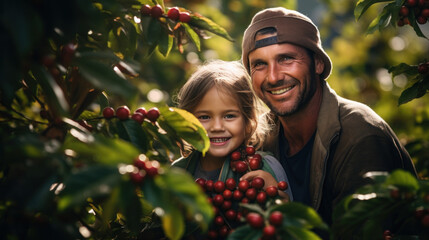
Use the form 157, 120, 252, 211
210, 117, 224, 131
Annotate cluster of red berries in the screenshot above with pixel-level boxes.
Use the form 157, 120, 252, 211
102, 106, 160, 124
41, 43, 77, 81
230, 146, 263, 173
129, 154, 160, 185
397, 0, 429, 26
140, 4, 191, 23
247, 211, 284, 239
195, 177, 288, 239
418, 61, 429, 75
390, 188, 429, 230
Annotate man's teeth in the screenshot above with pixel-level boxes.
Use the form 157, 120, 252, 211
270, 86, 292, 95
211, 138, 228, 143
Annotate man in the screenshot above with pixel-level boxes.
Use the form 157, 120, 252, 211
240, 7, 417, 226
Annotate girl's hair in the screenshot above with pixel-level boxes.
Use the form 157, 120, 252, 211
175, 60, 270, 153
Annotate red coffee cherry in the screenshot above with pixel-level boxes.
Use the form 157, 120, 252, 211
233, 189, 244, 201
135, 107, 147, 118
225, 178, 236, 190
131, 112, 144, 124
214, 215, 224, 226
421, 214, 429, 228
246, 146, 255, 155
245, 188, 257, 200
213, 194, 224, 206
205, 180, 214, 192
251, 177, 265, 190
246, 212, 264, 228
249, 158, 261, 170
238, 180, 250, 192
103, 107, 115, 119
418, 62, 429, 74
116, 106, 130, 120
235, 161, 248, 173
167, 7, 180, 21
399, 6, 410, 17
179, 12, 191, 23
145, 160, 160, 177
195, 178, 206, 190
140, 4, 151, 15
222, 200, 232, 210
256, 191, 267, 204
214, 180, 226, 193
263, 225, 276, 238
269, 211, 284, 226
231, 151, 241, 161
278, 181, 288, 191
130, 171, 145, 184
150, 4, 163, 18
225, 209, 237, 221
390, 189, 401, 199
223, 189, 233, 200
146, 107, 160, 122
266, 186, 279, 197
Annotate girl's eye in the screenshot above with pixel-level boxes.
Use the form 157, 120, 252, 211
197, 115, 210, 120
225, 114, 236, 119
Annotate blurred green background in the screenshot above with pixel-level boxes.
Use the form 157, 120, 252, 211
131, 0, 429, 178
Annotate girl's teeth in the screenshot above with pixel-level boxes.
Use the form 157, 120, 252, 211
211, 138, 228, 143
271, 86, 292, 95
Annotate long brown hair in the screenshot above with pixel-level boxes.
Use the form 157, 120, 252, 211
175, 60, 269, 154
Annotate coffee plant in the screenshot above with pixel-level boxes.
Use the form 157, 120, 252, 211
354, 0, 429, 105
332, 169, 429, 239
0, 0, 234, 239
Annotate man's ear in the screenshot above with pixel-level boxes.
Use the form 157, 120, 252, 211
314, 54, 325, 75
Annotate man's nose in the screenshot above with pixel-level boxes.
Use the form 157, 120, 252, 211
267, 63, 283, 84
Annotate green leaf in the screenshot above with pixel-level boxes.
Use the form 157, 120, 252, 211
398, 79, 428, 105
182, 23, 201, 51
158, 31, 173, 57
385, 169, 419, 191
161, 204, 185, 240
119, 181, 143, 233
58, 165, 121, 210
388, 63, 419, 77
76, 54, 138, 101
365, 2, 396, 34
31, 65, 69, 116
116, 119, 150, 153
270, 202, 328, 230
63, 134, 140, 165
286, 226, 322, 240
354, 0, 393, 20
189, 14, 234, 42
227, 225, 262, 240
158, 107, 209, 154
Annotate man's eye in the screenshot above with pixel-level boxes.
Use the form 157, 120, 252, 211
252, 62, 266, 71
279, 56, 293, 63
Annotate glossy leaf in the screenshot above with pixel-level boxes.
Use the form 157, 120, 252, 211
119, 181, 143, 233
189, 14, 234, 41
182, 23, 201, 51
227, 225, 262, 240
31, 65, 69, 116
398, 79, 429, 105
76, 53, 138, 101
385, 169, 419, 191
270, 202, 328, 230
354, 0, 393, 20
158, 30, 173, 57
116, 119, 150, 153
63, 134, 140, 165
286, 226, 322, 240
58, 165, 121, 211
158, 107, 209, 155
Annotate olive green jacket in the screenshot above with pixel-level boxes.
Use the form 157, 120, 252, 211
262, 81, 417, 224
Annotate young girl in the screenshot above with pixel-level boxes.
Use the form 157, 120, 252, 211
172, 60, 291, 198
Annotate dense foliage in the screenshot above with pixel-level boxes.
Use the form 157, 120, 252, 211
1, 0, 428, 239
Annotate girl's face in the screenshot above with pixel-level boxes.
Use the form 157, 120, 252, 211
193, 86, 246, 161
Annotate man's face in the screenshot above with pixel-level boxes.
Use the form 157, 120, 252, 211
248, 34, 324, 117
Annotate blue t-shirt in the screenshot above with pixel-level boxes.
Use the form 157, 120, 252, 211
279, 128, 315, 206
